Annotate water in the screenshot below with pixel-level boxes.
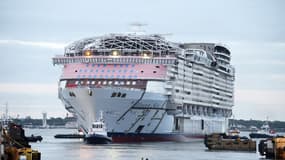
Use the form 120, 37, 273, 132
25, 128, 267, 160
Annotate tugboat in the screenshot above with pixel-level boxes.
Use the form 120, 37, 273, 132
249, 118, 276, 139
228, 127, 240, 136
228, 116, 240, 136
84, 111, 112, 144
26, 134, 43, 142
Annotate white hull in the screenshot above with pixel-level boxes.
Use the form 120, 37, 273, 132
60, 86, 228, 136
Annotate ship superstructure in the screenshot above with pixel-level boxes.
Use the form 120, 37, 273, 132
53, 33, 235, 142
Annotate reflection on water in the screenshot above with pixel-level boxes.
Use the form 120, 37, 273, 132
25, 129, 265, 160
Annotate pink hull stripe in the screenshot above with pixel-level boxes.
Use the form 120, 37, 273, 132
62, 64, 167, 80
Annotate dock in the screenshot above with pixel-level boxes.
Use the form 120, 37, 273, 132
204, 133, 256, 152
1, 123, 41, 160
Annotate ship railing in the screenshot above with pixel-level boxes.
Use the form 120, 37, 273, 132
52, 55, 176, 65
214, 51, 231, 58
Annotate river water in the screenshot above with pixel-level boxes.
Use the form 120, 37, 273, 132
25, 128, 272, 160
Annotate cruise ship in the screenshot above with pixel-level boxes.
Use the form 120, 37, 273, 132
52, 33, 235, 142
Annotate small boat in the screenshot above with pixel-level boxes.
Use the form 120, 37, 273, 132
54, 134, 85, 139
228, 115, 240, 136
249, 133, 273, 139
26, 135, 43, 142
54, 129, 85, 139
249, 118, 276, 139
228, 127, 240, 136
84, 111, 112, 144
249, 126, 258, 133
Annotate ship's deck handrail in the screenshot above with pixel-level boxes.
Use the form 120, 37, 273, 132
52, 55, 176, 65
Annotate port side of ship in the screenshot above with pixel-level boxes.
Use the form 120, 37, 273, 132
53, 34, 235, 142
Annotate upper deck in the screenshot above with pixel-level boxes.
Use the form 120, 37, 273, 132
53, 33, 180, 66
53, 34, 234, 77
64, 34, 180, 57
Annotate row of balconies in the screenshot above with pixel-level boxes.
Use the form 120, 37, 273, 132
171, 81, 233, 97
180, 64, 234, 85
169, 88, 234, 106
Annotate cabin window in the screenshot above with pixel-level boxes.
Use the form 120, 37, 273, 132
120, 81, 125, 85
126, 81, 130, 85
153, 71, 157, 73
132, 81, 136, 85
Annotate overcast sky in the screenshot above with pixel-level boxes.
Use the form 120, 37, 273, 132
0, 0, 284, 120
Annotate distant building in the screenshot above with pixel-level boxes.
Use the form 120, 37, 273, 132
42, 112, 47, 128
